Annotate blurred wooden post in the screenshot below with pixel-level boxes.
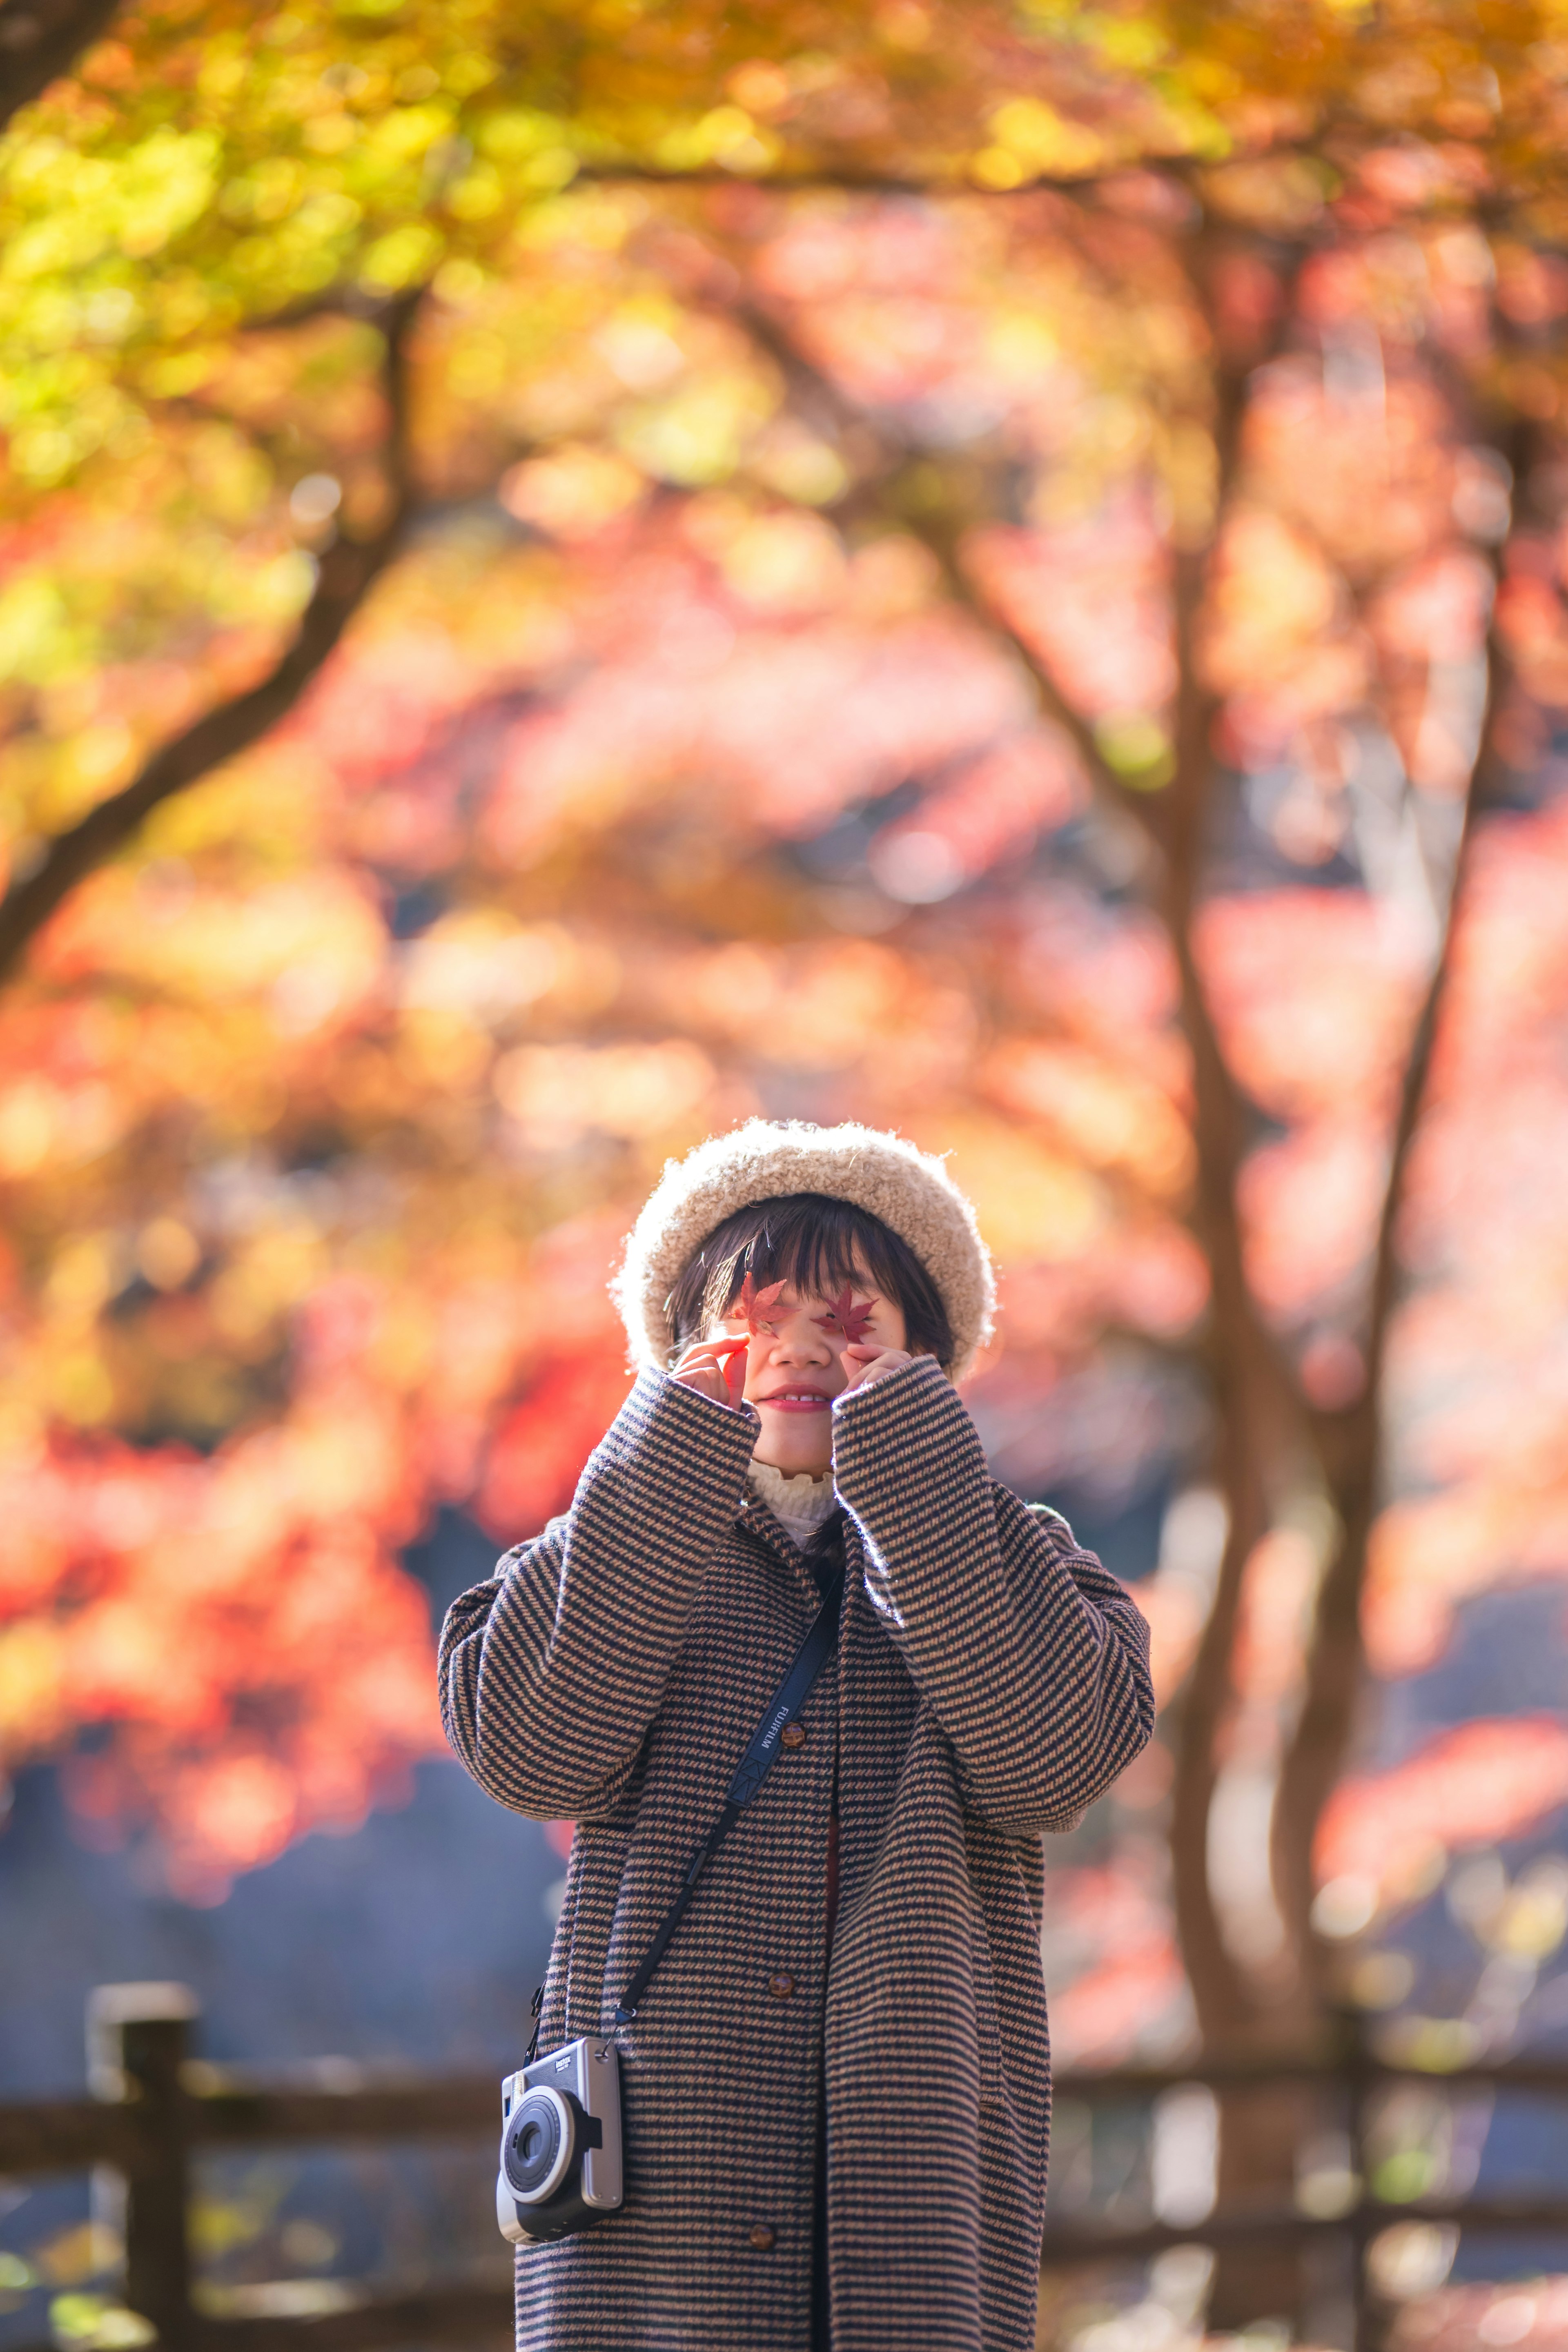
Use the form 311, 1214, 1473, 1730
1345, 2007, 1375, 2352
87, 1983, 198, 2351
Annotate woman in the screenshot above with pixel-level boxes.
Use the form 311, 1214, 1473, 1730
440, 1118, 1154, 2350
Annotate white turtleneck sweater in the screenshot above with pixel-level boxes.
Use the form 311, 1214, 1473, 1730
747, 1459, 837, 1550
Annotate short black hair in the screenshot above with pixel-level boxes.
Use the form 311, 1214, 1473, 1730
666, 1192, 954, 1368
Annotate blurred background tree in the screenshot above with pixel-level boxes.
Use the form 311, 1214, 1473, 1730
4, 0, 1568, 2340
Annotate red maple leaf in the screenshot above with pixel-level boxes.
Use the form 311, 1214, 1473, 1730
705, 1276, 786, 1401
734, 1274, 786, 1333
815, 1286, 876, 1345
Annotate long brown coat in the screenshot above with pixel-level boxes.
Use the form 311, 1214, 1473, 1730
440, 1356, 1154, 2352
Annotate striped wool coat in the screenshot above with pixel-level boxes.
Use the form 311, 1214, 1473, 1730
440, 1355, 1154, 2352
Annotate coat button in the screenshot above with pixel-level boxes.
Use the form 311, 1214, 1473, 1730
780, 1722, 806, 1750
768, 1971, 795, 2001
748, 2224, 776, 2252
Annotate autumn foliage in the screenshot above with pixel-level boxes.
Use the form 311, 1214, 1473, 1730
1, 11, 1568, 2238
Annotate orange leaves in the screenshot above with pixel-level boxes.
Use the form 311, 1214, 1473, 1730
981, 1036, 1193, 1199
1038, 1857, 1187, 2065
474, 1348, 638, 1541
968, 514, 1176, 744
0, 1416, 444, 1903
1046, 1935, 1189, 2069
494, 1040, 717, 1148
1196, 890, 1427, 1125
1315, 1719, 1568, 1917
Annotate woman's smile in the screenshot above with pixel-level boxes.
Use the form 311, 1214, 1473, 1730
758, 1386, 835, 1413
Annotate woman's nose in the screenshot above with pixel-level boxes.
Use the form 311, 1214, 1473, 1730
771, 1312, 832, 1359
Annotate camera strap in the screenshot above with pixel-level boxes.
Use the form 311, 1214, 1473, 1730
614, 1562, 845, 2027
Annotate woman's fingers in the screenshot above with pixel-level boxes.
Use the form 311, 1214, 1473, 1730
840, 1343, 911, 1391
673, 1334, 751, 1408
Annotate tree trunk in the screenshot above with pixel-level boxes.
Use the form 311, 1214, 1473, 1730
0, 0, 121, 131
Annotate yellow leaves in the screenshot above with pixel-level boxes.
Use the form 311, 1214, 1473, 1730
220, 158, 305, 227
359, 221, 444, 293
395, 1008, 492, 1091
593, 308, 687, 392
982, 1038, 1193, 1198
0, 1081, 123, 1178
493, 1038, 716, 1146
1093, 709, 1174, 787
399, 912, 575, 1020
748, 419, 849, 506
501, 443, 646, 536
973, 97, 1106, 188
88, 874, 387, 1023
209, 1226, 327, 1346
4, 130, 220, 278
985, 310, 1059, 385
251, 547, 321, 620
936, 1114, 1105, 1263
615, 368, 777, 487
46, 1236, 119, 1321
652, 104, 780, 176
359, 100, 456, 165
705, 507, 847, 614
0, 1082, 57, 1178
1203, 507, 1343, 693
445, 162, 504, 220
475, 107, 572, 162
737, 941, 906, 1071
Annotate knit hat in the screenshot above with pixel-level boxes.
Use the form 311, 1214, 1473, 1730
612, 1119, 996, 1381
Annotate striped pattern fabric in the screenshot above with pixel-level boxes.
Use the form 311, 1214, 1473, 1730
440, 1356, 1153, 2352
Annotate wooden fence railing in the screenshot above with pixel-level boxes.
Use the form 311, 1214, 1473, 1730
1048, 2038, 1568, 2350
3, 1986, 511, 2352
2, 1989, 1567, 2352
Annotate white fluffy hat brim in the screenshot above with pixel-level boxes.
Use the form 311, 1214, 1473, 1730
612, 1119, 996, 1381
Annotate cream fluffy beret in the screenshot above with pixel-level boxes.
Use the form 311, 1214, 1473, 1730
611, 1118, 996, 1381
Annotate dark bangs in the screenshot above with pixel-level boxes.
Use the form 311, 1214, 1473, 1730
666, 1193, 954, 1368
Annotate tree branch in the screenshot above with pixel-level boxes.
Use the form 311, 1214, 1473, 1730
728, 294, 1162, 878
0, 292, 422, 988
1270, 445, 1519, 1975
1159, 227, 1325, 2042
0, 0, 120, 131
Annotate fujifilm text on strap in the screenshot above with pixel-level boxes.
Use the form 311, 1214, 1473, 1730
615, 1567, 844, 2027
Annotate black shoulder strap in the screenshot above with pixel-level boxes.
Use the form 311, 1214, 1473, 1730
614, 1566, 843, 2027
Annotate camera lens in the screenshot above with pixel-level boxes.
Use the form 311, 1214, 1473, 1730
502, 2085, 575, 2204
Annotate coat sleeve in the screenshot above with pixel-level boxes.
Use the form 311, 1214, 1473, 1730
830, 1355, 1154, 1837
438, 1367, 758, 1821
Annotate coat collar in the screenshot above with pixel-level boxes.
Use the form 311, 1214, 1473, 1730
735, 1488, 839, 1616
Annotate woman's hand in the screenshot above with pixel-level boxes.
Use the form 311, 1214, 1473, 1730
839, 1342, 915, 1396
671, 1336, 750, 1412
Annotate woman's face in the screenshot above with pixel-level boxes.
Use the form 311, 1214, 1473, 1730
707, 1272, 908, 1476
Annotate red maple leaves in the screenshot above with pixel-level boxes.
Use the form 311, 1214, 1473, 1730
736, 1274, 786, 1332
703, 1276, 877, 1409
815, 1286, 877, 1346
710, 1274, 786, 1380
